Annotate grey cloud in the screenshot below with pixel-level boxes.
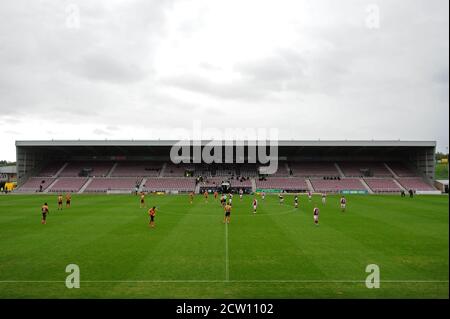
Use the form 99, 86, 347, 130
0, 0, 448, 156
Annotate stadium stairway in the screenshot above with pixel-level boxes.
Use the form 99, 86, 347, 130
392, 178, 407, 192
159, 163, 167, 177
43, 178, 60, 193
305, 179, 315, 193
78, 177, 93, 193
334, 163, 345, 178
284, 162, 290, 175
106, 163, 118, 177
54, 163, 68, 178
139, 178, 147, 193
195, 183, 201, 194
251, 178, 256, 192
359, 178, 374, 194
384, 163, 400, 179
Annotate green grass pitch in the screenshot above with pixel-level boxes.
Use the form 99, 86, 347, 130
0, 193, 448, 298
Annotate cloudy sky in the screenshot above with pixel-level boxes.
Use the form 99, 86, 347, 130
0, 0, 448, 161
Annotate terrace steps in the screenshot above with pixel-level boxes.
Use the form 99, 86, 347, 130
44, 178, 60, 193
305, 179, 315, 193
54, 163, 68, 178
392, 178, 407, 192
78, 177, 93, 193
359, 178, 374, 194
251, 178, 256, 192
107, 163, 118, 177
139, 178, 147, 193
334, 163, 345, 178
159, 163, 167, 177
384, 163, 399, 179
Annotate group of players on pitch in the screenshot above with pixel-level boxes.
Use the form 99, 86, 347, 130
41, 190, 347, 228
194, 189, 347, 226
40, 193, 72, 224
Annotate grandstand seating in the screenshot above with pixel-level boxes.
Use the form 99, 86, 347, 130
339, 162, 391, 177
388, 162, 417, 177
398, 178, 435, 191
164, 163, 194, 177
237, 164, 258, 177
19, 178, 55, 192
17, 160, 437, 194
256, 178, 308, 191
290, 162, 339, 177
85, 178, 141, 192
142, 178, 196, 192
364, 178, 401, 193
231, 178, 253, 188
59, 161, 113, 177
37, 162, 64, 177
111, 162, 161, 177
310, 178, 365, 192
48, 178, 88, 193
201, 177, 227, 186
267, 163, 290, 176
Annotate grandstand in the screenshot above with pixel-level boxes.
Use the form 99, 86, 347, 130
14, 140, 439, 194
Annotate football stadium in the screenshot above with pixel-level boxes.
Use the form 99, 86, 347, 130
0, 139, 447, 298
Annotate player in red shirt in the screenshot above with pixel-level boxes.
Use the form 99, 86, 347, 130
148, 206, 156, 228
252, 198, 258, 214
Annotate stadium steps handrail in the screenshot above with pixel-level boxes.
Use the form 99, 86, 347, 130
54, 162, 69, 178
44, 178, 60, 193
392, 178, 407, 192
384, 163, 399, 179
305, 179, 315, 192
195, 182, 201, 194
138, 177, 147, 193
106, 162, 118, 177
334, 163, 346, 178
78, 177, 93, 194
159, 162, 167, 177
359, 178, 374, 194
284, 162, 290, 175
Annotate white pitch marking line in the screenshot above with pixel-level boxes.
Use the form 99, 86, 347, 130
0, 280, 447, 284
225, 222, 229, 282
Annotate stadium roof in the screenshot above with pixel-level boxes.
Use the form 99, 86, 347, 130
16, 140, 436, 147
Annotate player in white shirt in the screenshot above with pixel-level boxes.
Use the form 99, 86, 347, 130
261, 192, 266, 200
279, 193, 284, 204
294, 195, 299, 209
322, 193, 327, 205
239, 189, 244, 200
